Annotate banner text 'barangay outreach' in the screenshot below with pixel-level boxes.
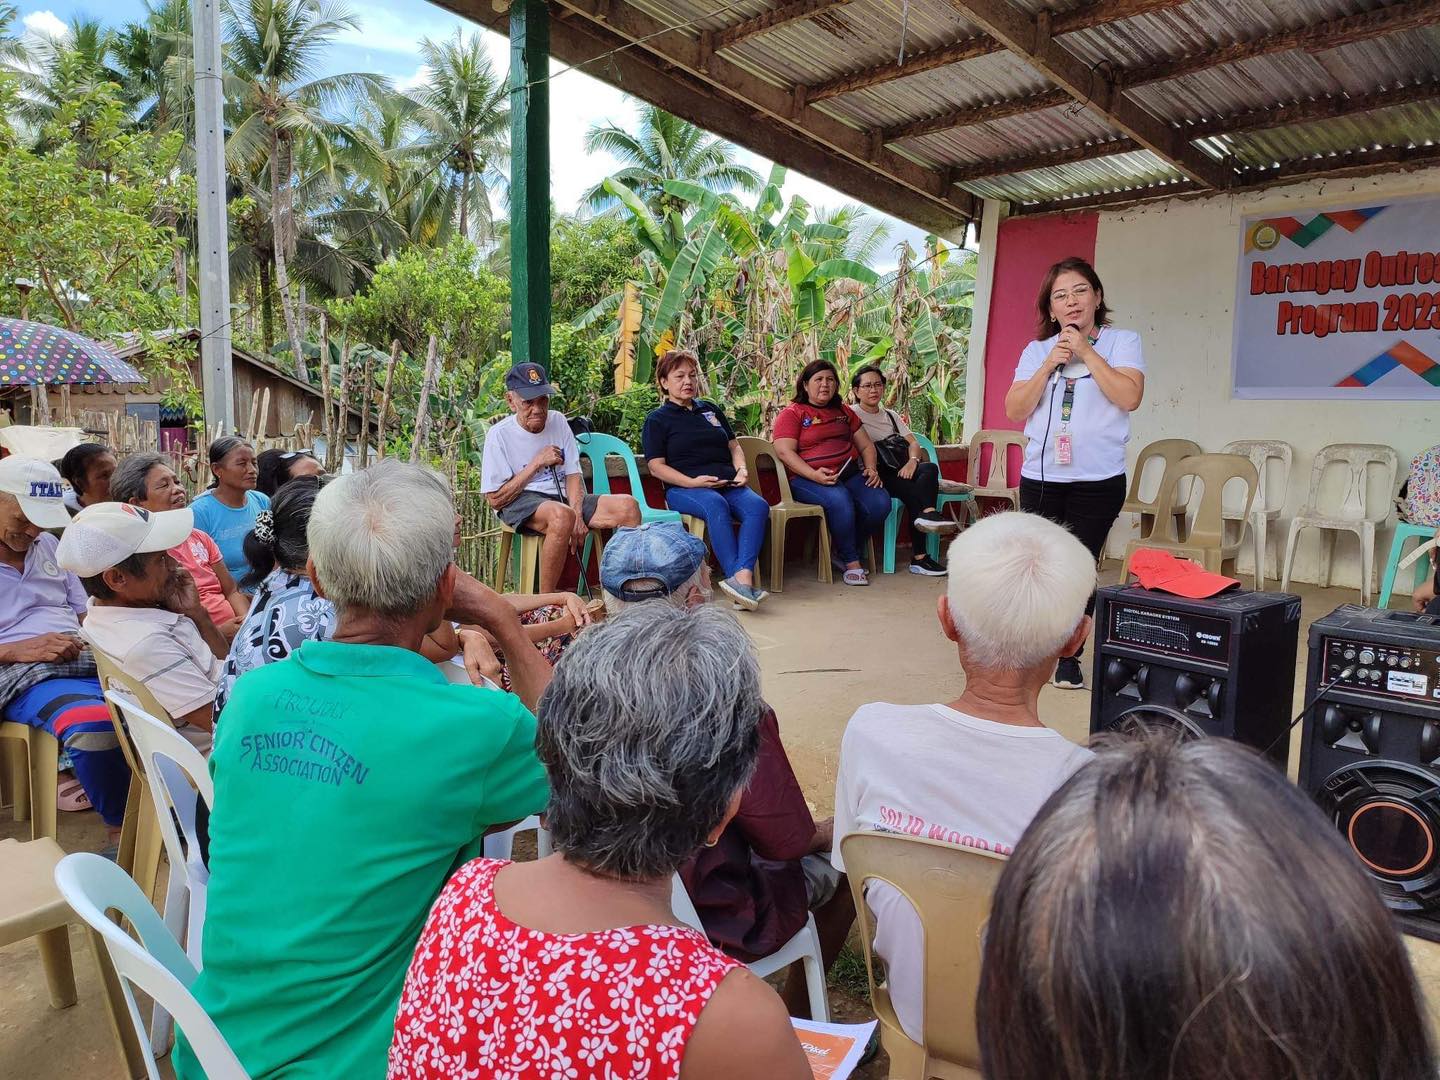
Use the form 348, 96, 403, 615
1250, 248, 1440, 339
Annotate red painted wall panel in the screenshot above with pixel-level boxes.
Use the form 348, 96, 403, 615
980, 213, 1098, 432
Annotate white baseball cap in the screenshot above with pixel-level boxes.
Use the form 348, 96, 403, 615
55, 502, 194, 578
0, 455, 72, 530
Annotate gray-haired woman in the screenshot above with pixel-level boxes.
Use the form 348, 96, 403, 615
389, 603, 810, 1080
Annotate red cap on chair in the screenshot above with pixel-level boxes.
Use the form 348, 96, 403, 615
1128, 548, 1240, 599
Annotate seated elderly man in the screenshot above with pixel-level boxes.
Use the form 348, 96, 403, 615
57, 502, 227, 745
0, 456, 128, 832
482, 361, 641, 592
831, 510, 1097, 1045
601, 522, 854, 1018
173, 459, 552, 1080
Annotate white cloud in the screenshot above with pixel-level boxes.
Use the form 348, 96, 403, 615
334, 4, 470, 58
21, 9, 68, 41
395, 64, 433, 94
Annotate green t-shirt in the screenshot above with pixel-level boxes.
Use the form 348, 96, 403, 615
173, 640, 549, 1080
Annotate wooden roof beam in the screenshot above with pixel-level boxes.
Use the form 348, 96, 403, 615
1116, 0, 1440, 89
808, 0, 1186, 102
714, 0, 855, 51
548, 0, 978, 222
939, 0, 1233, 188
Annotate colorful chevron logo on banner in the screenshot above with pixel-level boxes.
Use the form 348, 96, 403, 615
1246, 206, 1386, 252
1335, 341, 1440, 388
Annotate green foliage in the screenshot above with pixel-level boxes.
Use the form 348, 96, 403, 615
589, 384, 660, 448
550, 215, 639, 324
330, 238, 509, 379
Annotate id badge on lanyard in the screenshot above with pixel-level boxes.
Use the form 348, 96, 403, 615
1055, 378, 1077, 466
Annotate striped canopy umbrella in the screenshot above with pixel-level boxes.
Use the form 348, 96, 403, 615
0, 318, 144, 387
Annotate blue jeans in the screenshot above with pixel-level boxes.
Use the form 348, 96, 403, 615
665, 484, 770, 579
789, 472, 894, 565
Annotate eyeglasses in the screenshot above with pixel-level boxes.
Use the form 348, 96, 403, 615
1050, 284, 1093, 304
856, 380, 884, 390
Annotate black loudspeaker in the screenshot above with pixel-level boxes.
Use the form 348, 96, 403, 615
1090, 585, 1301, 764
1298, 605, 1440, 942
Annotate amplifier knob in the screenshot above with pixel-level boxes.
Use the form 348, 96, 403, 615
1321, 705, 1349, 745
1361, 713, 1384, 754
1104, 659, 1135, 693
1421, 722, 1440, 764
1136, 665, 1151, 700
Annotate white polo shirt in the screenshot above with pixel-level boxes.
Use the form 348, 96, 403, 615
479, 411, 582, 497
1012, 327, 1145, 482
83, 602, 224, 723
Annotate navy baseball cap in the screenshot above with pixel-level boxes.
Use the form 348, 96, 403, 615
601, 522, 708, 602
505, 361, 557, 400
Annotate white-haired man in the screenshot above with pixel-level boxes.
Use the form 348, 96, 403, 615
831, 510, 1097, 1044
174, 460, 552, 1080
481, 361, 641, 593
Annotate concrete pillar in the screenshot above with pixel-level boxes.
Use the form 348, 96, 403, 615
963, 199, 1008, 439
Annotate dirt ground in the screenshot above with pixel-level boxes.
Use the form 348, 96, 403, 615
5, 559, 1440, 1079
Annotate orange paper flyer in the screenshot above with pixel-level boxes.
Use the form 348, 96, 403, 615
791, 1018, 877, 1079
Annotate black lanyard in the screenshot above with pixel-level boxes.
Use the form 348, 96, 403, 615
1060, 378, 1078, 424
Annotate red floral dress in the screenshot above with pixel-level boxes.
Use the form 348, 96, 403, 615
387, 858, 741, 1080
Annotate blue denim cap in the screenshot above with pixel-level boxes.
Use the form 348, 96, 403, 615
600, 521, 707, 601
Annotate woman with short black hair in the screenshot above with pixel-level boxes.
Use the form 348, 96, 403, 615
190, 436, 268, 585
59, 442, 116, 513
850, 364, 957, 576
772, 359, 891, 587
1004, 256, 1145, 688
255, 448, 323, 497
978, 735, 1435, 1080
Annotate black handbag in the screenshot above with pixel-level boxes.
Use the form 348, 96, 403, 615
873, 409, 912, 472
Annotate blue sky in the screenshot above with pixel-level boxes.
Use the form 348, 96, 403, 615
17, 0, 932, 262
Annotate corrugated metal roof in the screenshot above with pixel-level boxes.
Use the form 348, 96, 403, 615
547, 0, 1440, 211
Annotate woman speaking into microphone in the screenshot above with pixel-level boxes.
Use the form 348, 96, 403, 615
1005, 256, 1145, 690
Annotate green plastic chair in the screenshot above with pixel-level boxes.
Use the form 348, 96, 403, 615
916, 433, 973, 561
573, 432, 680, 572
1379, 521, 1435, 609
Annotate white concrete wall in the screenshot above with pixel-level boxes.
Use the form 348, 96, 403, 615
1093, 167, 1440, 591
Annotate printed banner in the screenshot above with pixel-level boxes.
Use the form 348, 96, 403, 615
1232, 197, 1440, 399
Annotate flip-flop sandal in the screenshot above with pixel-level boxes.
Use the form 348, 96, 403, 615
57, 777, 92, 813
842, 568, 870, 586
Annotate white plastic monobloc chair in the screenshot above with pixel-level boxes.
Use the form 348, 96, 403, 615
1221, 440, 1293, 590
107, 689, 213, 1056
53, 852, 248, 1080
483, 814, 553, 860
670, 874, 830, 1022
1281, 443, 1399, 605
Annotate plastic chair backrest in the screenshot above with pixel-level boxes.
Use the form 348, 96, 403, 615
1148, 454, 1257, 547
912, 432, 940, 465
85, 641, 173, 780
738, 436, 797, 505
1127, 439, 1202, 511
53, 853, 249, 1080
1403, 444, 1440, 527
1302, 443, 1400, 523
1221, 440, 1292, 517
106, 690, 212, 885
840, 832, 1006, 1069
573, 431, 643, 499
670, 874, 706, 933
966, 430, 1027, 490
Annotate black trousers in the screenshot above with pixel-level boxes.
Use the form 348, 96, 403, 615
1019, 472, 1127, 657
879, 460, 941, 527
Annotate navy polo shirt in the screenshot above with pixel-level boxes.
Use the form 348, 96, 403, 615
641, 399, 738, 483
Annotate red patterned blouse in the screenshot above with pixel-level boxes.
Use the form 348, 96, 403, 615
387, 858, 741, 1080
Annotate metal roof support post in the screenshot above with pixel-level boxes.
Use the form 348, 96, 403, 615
510, 0, 551, 371
962, 199, 1008, 440
192, 0, 235, 433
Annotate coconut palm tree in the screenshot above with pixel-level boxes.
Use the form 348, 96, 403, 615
411, 29, 508, 242
0, 3, 28, 77
581, 104, 761, 217
114, 0, 193, 134
222, 0, 386, 378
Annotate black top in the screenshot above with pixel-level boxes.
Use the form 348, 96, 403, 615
641, 399, 738, 483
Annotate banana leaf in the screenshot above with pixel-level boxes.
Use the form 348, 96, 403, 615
813, 258, 879, 286
604, 178, 673, 262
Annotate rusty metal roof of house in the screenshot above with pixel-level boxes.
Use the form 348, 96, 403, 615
441, 0, 1440, 229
